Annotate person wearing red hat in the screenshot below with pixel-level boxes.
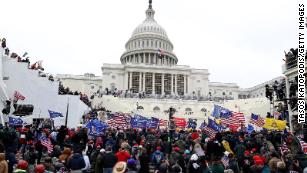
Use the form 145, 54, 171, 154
34, 164, 45, 173
13, 160, 28, 173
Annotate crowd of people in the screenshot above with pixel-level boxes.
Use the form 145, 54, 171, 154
0, 120, 304, 173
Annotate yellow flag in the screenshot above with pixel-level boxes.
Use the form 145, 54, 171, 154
263, 118, 286, 130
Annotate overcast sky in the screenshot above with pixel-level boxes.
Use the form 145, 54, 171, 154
0, 0, 297, 88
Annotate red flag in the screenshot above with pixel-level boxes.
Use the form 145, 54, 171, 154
173, 117, 186, 129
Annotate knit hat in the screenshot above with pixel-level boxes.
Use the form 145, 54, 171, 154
127, 158, 137, 166
156, 146, 161, 151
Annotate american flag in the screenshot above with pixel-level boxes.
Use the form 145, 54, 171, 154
157, 49, 164, 57
221, 156, 229, 168
14, 90, 25, 101
220, 112, 245, 127
203, 126, 217, 138
40, 136, 53, 153
159, 119, 168, 127
297, 136, 307, 154
107, 113, 129, 129
279, 142, 290, 156
250, 114, 265, 127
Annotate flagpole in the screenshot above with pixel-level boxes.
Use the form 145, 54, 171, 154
65, 97, 69, 127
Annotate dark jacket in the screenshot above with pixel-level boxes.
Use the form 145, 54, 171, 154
139, 153, 150, 173
101, 151, 118, 168
67, 153, 86, 170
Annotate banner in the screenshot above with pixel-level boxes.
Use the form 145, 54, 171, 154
263, 118, 286, 130
86, 119, 108, 135
131, 115, 148, 129
173, 117, 186, 129
147, 117, 159, 129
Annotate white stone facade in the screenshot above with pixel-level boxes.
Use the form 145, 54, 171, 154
56, 73, 102, 96
208, 82, 239, 100
238, 76, 284, 99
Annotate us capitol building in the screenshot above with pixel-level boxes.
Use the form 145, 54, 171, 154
101, 1, 213, 99
57, 1, 281, 119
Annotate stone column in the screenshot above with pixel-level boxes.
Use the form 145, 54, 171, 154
183, 75, 186, 96
124, 72, 128, 90
171, 74, 174, 95
143, 72, 146, 92
129, 72, 132, 90
139, 72, 142, 93
175, 74, 178, 95
161, 73, 165, 95
152, 73, 155, 94
154, 53, 157, 65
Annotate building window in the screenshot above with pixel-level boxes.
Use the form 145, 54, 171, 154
112, 75, 116, 79
153, 106, 160, 111
185, 108, 192, 112
99, 86, 102, 89
197, 80, 200, 83
222, 92, 226, 96
229, 92, 232, 95
91, 86, 95, 89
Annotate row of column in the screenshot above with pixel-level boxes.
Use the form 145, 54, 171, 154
123, 53, 176, 65
127, 72, 188, 95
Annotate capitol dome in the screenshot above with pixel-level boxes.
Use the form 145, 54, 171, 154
131, 14, 168, 39
120, 1, 178, 66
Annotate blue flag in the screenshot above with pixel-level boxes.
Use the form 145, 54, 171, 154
131, 115, 148, 129
86, 119, 108, 136
247, 124, 254, 134
147, 117, 159, 129
48, 110, 63, 118
211, 105, 232, 118
9, 117, 23, 126
187, 118, 197, 129
208, 118, 223, 132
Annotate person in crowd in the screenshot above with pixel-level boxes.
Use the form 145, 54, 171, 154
101, 146, 118, 173
13, 160, 28, 173
34, 164, 45, 173
58, 147, 71, 164
151, 146, 165, 169
116, 147, 131, 162
66, 149, 86, 173
0, 153, 8, 173
126, 158, 138, 173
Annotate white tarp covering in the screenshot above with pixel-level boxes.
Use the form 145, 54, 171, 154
2, 55, 89, 128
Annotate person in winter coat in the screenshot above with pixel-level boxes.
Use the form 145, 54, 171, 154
227, 154, 240, 173
94, 148, 105, 173
116, 147, 131, 162
211, 157, 224, 173
126, 159, 138, 173
101, 146, 118, 173
151, 146, 165, 169
234, 141, 246, 170
66, 150, 86, 173
58, 147, 71, 164
0, 153, 8, 173
139, 148, 150, 173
